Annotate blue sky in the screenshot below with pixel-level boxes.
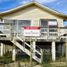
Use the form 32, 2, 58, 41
0, 0, 67, 14
0, 0, 67, 25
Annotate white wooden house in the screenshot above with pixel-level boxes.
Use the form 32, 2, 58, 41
0, 2, 67, 63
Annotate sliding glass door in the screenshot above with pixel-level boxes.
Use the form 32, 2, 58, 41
40, 19, 58, 36
18, 20, 31, 36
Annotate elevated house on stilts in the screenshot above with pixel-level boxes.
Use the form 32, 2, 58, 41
0, 2, 67, 63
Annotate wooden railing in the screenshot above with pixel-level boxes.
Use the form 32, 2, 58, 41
0, 26, 67, 41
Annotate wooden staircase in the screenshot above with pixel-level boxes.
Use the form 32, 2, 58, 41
11, 36, 42, 63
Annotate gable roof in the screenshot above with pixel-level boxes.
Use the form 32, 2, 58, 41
0, 2, 67, 20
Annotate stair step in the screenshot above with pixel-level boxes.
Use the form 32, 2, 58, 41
11, 36, 42, 63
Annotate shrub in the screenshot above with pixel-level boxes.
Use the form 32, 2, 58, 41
43, 50, 52, 63
0, 51, 13, 64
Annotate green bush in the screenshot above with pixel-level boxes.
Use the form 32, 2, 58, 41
0, 51, 13, 64
16, 55, 30, 62
4, 51, 12, 57
43, 50, 52, 63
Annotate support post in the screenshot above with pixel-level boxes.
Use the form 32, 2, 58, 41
3, 44, 6, 54
30, 41, 33, 67
41, 49, 43, 64
12, 38, 16, 61
12, 46, 16, 61
65, 41, 67, 62
17, 20, 18, 36
52, 41, 56, 61
32, 41, 36, 57
0, 43, 4, 56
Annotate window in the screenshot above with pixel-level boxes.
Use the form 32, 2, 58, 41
0, 20, 4, 33
11, 20, 31, 33
48, 20, 58, 36
18, 20, 31, 27
41, 19, 48, 27
40, 19, 48, 33
48, 20, 57, 33
0, 23, 4, 33
49, 33, 58, 36
49, 28, 57, 32
41, 28, 47, 32
18, 20, 31, 34
48, 20, 57, 28
40, 19, 57, 31
64, 21, 67, 26
40, 19, 57, 28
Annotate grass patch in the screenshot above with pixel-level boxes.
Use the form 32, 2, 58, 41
16, 54, 30, 62
0, 51, 13, 64
41, 63, 67, 67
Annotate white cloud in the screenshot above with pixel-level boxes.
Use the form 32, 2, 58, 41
19, 0, 30, 4
36, 0, 57, 3
56, 0, 63, 5
0, 0, 57, 4
19, 0, 57, 5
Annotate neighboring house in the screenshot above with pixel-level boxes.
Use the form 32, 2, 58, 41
0, 2, 67, 63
